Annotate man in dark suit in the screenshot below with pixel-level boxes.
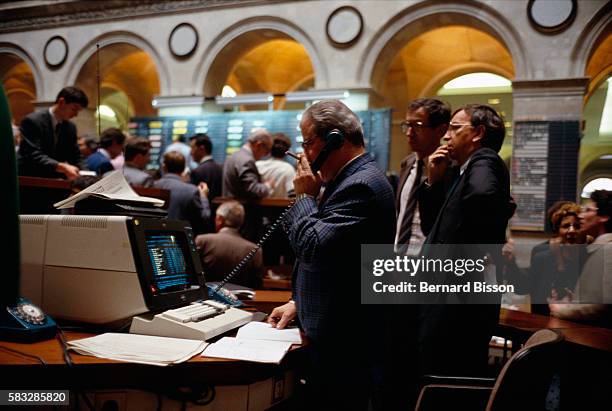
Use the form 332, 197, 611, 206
194, 200, 263, 288
190, 133, 223, 206
386, 99, 450, 410
395, 98, 450, 255
222, 128, 273, 199
86, 127, 125, 176
154, 151, 210, 235
418, 104, 515, 376
268, 100, 396, 410
18, 86, 88, 179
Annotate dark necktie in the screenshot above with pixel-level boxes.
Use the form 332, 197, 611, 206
54, 122, 61, 148
397, 159, 424, 246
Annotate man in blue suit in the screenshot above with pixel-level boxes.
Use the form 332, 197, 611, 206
268, 100, 396, 410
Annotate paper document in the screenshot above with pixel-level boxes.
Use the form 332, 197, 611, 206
202, 321, 301, 363
67, 333, 207, 366
54, 170, 164, 209
236, 321, 302, 344
203, 337, 293, 364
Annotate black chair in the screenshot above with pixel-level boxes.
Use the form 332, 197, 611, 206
415, 329, 564, 411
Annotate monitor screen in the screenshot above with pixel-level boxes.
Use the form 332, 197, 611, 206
146, 231, 194, 295
129, 218, 207, 311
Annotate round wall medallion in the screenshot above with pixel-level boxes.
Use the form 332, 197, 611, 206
528, 0, 577, 33
44, 36, 68, 68
326, 6, 363, 48
169, 23, 199, 58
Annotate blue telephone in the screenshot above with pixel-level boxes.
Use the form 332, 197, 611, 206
1, 297, 57, 342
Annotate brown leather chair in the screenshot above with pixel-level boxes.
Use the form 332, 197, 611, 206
415, 329, 564, 411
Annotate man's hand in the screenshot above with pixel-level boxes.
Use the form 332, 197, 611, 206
427, 145, 450, 185
502, 239, 515, 262
198, 182, 209, 198
293, 154, 322, 196
56, 162, 80, 180
267, 301, 296, 329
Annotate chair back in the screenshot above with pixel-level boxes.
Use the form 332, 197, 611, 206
487, 329, 564, 411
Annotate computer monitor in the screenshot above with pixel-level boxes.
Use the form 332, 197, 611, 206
129, 218, 207, 311
20, 215, 208, 324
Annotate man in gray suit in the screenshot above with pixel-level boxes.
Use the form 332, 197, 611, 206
195, 201, 263, 288
154, 151, 210, 235
222, 129, 273, 199
122, 137, 153, 187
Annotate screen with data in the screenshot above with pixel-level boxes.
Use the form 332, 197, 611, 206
145, 231, 196, 294
129, 108, 391, 171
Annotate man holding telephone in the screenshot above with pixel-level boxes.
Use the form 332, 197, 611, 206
268, 100, 395, 410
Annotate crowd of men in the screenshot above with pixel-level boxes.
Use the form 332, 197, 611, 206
15, 86, 611, 410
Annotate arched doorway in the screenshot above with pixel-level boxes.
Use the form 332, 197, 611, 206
73, 43, 161, 135
0, 52, 36, 124
372, 24, 515, 170
200, 23, 318, 111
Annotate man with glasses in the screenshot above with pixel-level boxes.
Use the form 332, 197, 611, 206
418, 104, 515, 376
395, 98, 450, 255
267, 100, 395, 410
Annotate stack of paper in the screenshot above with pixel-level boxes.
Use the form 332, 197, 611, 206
67, 333, 207, 366
203, 322, 302, 364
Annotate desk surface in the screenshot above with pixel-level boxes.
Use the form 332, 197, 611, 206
498, 308, 612, 353
0, 291, 300, 389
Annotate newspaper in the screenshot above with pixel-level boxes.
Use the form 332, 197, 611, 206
54, 170, 164, 209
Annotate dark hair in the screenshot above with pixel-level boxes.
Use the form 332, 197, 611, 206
173, 134, 186, 143
408, 98, 451, 127
591, 190, 612, 232
99, 128, 126, 149
191, 133, 212, 154
301, 99, 364, 146
79, 135, 98, 151
70, 175, 100, 192
163, 151, 185, 174
456, 104, 505, 153
55, 86, 88, 107
270, 133, 291, 158
124, 137, 151, 161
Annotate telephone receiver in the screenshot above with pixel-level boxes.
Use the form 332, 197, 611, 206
310, 129, 344, 173
209, 129, 345, 301
1, 297, 57, 342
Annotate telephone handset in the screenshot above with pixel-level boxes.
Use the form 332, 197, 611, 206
208, 129, 344, 305
1, 297, 57, 342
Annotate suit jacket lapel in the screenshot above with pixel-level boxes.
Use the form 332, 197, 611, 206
395, 154, 416, 212
426, 166, 465, 243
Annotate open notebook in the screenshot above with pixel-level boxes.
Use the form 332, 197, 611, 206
203, 322, 302, 364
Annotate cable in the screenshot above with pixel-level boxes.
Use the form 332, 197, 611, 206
55, 328, 73, 367
213, 200, 295, 294
0, 345, 47, 365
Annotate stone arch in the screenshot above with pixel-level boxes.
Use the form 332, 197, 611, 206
358, 1, 528, 92
421, 62, 514, 97
66, 31, 170, 95
0, 43, 42, 98
195, 16, 327, 96
570, 2, 611, 80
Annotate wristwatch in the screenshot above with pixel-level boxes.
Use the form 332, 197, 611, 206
296, 193, 314, 201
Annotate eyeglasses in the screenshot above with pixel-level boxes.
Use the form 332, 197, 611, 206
581, 206, 598, 213
447, 122, 473, 135
301, 138, 317, 149
400, 121, 432, 134
560, 222, 580, 230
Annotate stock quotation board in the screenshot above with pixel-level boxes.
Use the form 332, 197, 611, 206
128, 109, 391, 171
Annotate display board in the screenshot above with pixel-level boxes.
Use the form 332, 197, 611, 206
510, 120, 580, 231
128, 109, 391, 171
